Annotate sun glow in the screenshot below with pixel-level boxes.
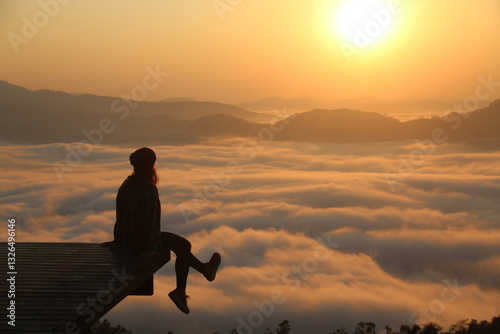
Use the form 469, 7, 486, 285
334, 0, 402, 48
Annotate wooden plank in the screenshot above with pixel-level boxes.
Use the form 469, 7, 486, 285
0, 242, 170, 334
129, 276, 154, 296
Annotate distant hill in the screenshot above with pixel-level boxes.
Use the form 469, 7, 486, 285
239, 96, 491, 121
0, 79, 268, 122
143, 100, 267, 122
273, 103, 500, 144
0, 80, 268, 144
238, 96, 386, 112
161, 97, 197, 102
191, 114, 260, 137
275, 109, 402, 142
1, 80, 499, 146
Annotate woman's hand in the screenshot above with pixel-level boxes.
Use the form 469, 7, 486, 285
141, 250, 160, 260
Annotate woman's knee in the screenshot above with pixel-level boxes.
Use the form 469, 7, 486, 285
162, 232, 191, 254
179, 238, 191, 253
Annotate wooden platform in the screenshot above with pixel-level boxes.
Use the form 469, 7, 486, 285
0, 242, 170, 333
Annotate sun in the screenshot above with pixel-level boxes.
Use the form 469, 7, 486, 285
333, 0, 402, 48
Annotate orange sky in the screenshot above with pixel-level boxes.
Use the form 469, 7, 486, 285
1, 0, 500, 103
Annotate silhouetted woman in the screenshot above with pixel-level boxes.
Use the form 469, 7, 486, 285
107, 147, 220, 314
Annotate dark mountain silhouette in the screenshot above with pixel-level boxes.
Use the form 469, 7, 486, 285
0, 79, 267, 121
1, 80, 499, 146
191, 114, 260, 137
161, 97, 197, 102
239, 96, 387, 112
239, 96, 490, 119
275, 109, 403, 142
141, 100, 266, 122
273, 103, 500, 144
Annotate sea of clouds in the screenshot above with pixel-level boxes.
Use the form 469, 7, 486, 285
1, 139, 499, 334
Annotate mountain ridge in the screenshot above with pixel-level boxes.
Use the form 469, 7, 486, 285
1, 80, 499, 146
0, 79, 269, 122
238, 96, 492, 121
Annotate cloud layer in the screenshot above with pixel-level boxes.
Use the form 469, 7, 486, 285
1, 139, 499, 333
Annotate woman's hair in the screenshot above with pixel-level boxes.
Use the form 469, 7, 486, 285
129, 147, 158, 185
